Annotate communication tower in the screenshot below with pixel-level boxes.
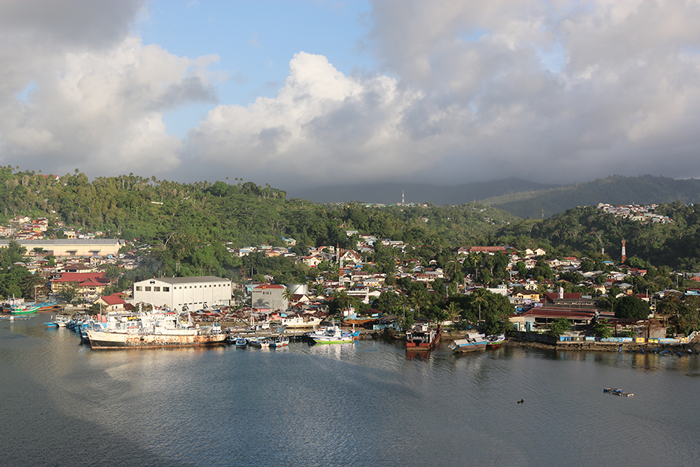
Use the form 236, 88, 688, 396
621, 239, 627, 264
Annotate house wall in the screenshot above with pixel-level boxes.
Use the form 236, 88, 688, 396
251, 286, 287, 311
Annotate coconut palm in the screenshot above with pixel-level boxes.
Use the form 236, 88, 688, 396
409, 286, 429, 318
282, 286, 294, 309
444, 302, 461, 327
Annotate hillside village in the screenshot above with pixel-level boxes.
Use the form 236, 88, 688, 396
597, 203, 674, 224
2, 207, 699, 342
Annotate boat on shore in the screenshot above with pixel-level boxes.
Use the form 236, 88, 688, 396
86, 309, 226, 350
406, 325, 441, 351
486, 334, 506, 348
277, 316, 323, 328
449, 332, 487, 353
5, 299, 58, 315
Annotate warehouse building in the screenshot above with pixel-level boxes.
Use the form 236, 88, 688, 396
0, 239, 123, 257
133, 276, 232, 311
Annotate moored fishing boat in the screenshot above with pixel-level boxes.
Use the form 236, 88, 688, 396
486, 334, 506, 348
449, 332, 487, 353
36, 301, 59, 311
53, 314, 70, 327
307, 325, 355, 344
5, 298, 57, 315
270, 335, 289, 348
247, 336, 270, 348
9, 302, 40, 315
405, 325, 441, 351
234, 336, 248, 348
86, 309, 226, 349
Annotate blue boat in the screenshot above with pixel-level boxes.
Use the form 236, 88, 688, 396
449, 332, 487, 353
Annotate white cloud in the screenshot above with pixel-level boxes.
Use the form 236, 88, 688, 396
3, 1, 700, 189
183, 0, 700, 187
184, 52, 429, 185
0, 0, 218, 176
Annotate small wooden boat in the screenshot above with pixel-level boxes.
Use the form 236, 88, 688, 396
449, 332, 487, 353
603, 388, 634, 397
247, 337, 270, 348
234, 337, 248, 348
486, 334, 506, 348
270, 335, 289, 348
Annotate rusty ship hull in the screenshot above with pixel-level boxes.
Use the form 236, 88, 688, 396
87, 331, 227, 349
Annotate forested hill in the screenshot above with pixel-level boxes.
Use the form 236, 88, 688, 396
0, 167, 517, 250
491, 202, 700, 271
480, 175, 700, 219
5, 167, 700, 276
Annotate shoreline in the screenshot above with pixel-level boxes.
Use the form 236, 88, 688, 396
503, 339, 700, 353
24, 312, 700, 353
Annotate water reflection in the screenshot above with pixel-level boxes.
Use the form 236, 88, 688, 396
3, 319, 700, 467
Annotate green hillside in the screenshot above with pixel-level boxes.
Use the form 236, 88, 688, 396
480, 175, 700, 218
0, 167, 519, 279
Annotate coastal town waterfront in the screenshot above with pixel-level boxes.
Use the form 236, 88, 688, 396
3, 317, 700, 466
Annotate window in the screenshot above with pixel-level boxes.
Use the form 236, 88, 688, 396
163, 287, 170, 292
135, 286, 142, 291
145, 286, 151, 291
154, 287, 160, 292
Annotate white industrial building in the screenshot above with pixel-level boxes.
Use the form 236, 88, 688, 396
133, 276, 232, 311
0, 239, 124, 257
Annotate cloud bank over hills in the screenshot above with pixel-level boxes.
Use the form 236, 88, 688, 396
2, 1, 700, 190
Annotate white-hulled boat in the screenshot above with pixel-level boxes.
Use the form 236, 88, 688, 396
278, 315, 323, 328
307, 325, 355, 345
486, 334, 506, 348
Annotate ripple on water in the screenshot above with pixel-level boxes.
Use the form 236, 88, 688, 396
3, 321, 700, 466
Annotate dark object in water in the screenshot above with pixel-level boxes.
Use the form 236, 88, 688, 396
517, 399, 524, 404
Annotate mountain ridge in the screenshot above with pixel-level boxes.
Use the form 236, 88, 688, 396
289, 175, 700, 219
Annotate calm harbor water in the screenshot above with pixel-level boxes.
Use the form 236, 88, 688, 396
2, 317, 700, 467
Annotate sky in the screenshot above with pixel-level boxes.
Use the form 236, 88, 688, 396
2, 0, 700, 193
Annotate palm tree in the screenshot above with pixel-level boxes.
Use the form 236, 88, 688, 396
472, 289, 488, 322
410, 287, 429, 318
282, 286, 294, 309
444, 302, 461, 327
